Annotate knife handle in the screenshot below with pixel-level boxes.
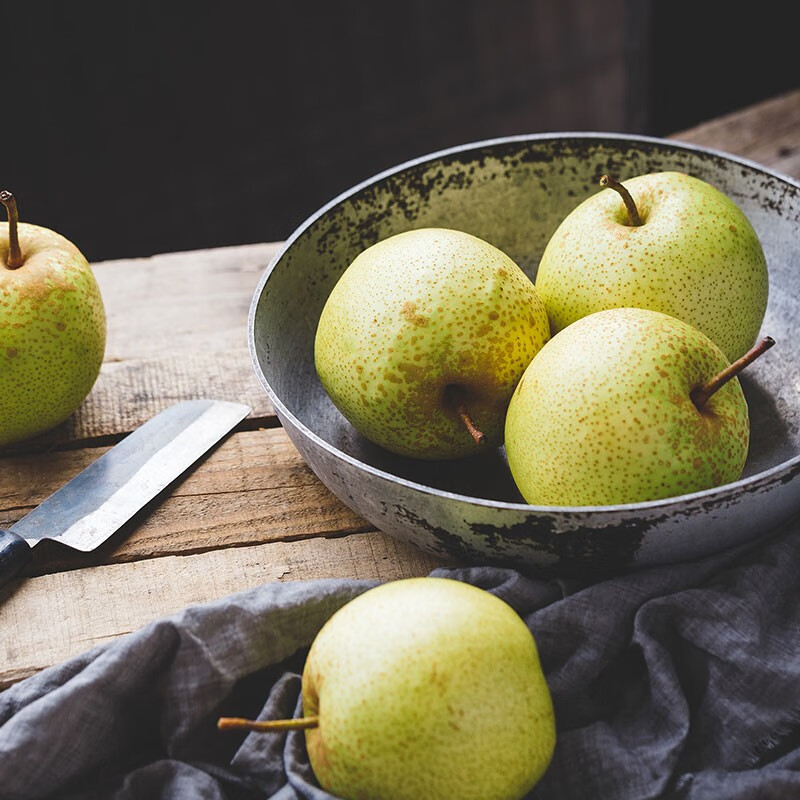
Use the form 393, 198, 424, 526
0, 530, 32, 588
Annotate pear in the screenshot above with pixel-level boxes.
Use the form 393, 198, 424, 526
314, 228, 550, 459
0, 192, 106, 446
504, 307, 774, 507
535, 171, 769, 362
219, 577, 556, 800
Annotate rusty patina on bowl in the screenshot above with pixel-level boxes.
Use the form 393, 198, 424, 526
249, 133, 800, 577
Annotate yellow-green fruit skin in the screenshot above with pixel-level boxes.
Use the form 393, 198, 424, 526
314, 228, 550, 459
505, 308, 749, 507
535, 171, 768, 362
0, 223, 106, 446
302, 578, 555, 800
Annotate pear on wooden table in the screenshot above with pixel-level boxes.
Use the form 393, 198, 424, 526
1, 191, 106, 446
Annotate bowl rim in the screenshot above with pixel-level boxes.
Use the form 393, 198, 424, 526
249, 130, 800, 516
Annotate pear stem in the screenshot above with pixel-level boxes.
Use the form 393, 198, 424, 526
217, 716, 320, 732
0, 190, 24, 269
599, 175, 642, 227
690, 336, 775, 409
444, 385, 486, 446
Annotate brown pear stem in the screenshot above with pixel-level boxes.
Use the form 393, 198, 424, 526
0, 190, 24, 269
444, 385, 486, 446
217, 715, 320, 732
599, 174, 642, 227
690, 336, 775, 409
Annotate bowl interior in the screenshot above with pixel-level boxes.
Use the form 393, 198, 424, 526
251, 134, 800, 505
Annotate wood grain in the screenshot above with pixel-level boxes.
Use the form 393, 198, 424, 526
1, 428, 373, 575
672, 89, 800, 180
95, 242, 279, 361
0, 531, 444, 689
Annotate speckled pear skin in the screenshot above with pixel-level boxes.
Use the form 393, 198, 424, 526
302, 577, 555, 800
314, 228, 550, 459
505, 308, 749, 507
0, 223, 106, 446
535, 171, 768, 362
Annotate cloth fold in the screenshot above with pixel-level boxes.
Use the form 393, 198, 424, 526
3, 516, 800, 799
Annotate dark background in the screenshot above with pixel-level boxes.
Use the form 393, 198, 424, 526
0, 1, 796, 262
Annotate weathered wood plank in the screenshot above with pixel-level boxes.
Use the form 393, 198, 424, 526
1, 426, 297, 510
76, 350, 274, 435
0, 531, 446, 689
94, 242, 279, 361
672, 89, 800, 180
1, 428, 372, 574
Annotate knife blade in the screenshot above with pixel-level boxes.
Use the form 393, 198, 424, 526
0, 399, 250, 588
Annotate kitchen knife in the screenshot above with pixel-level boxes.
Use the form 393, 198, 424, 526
0, 399, 250, 589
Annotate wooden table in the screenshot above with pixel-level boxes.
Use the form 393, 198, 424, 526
2, 90, 799, 689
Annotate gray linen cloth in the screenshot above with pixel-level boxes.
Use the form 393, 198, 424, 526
3, 516, 800, 799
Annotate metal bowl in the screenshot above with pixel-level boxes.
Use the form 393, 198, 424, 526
249, 133, 800, 577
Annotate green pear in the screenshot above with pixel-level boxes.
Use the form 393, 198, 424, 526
535, 171, 769, 362
314, 228, 550, 459
1, 191, 106, 446
220, 577, 556, 800
505, 308, 773, 507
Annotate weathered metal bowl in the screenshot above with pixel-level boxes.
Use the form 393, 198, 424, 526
249, 133, 800, 577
